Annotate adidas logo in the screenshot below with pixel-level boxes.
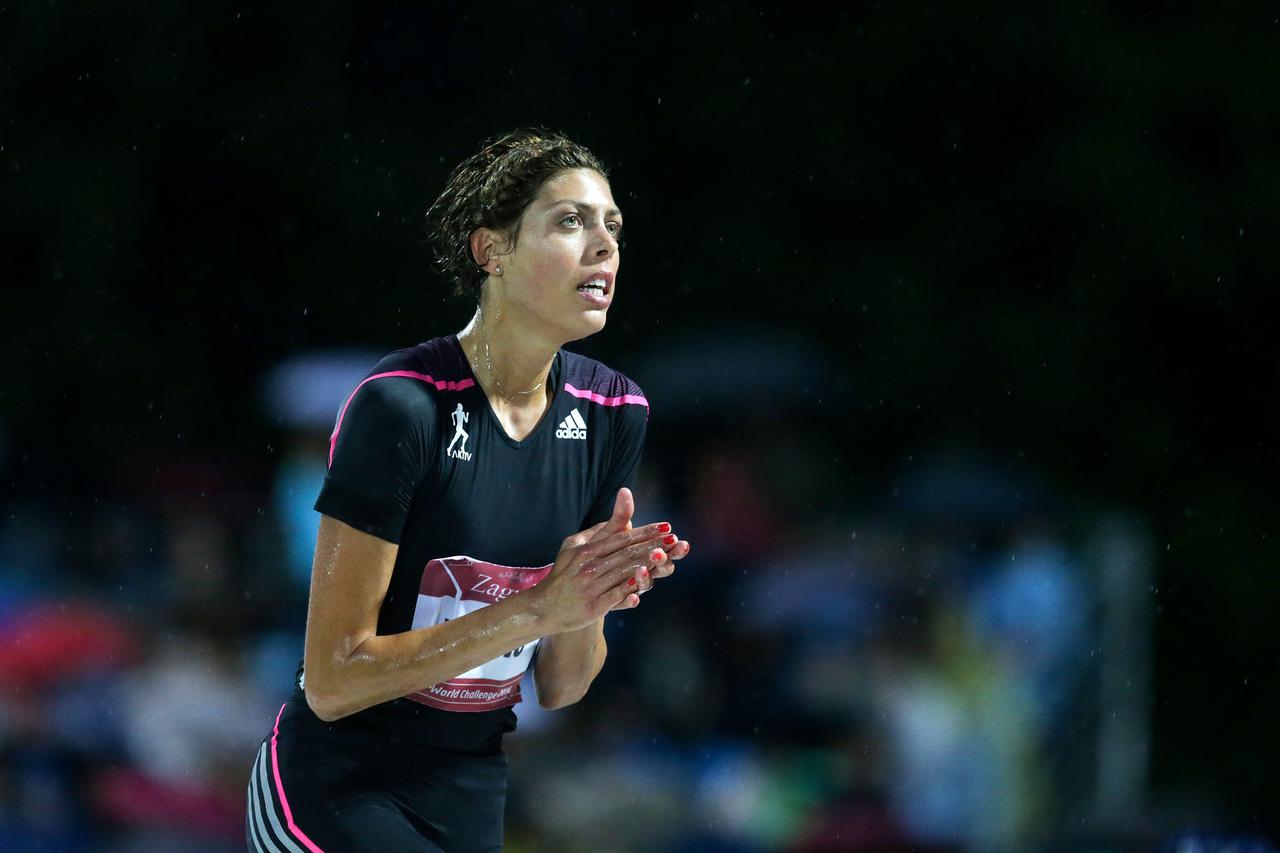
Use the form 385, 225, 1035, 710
555, 408, 588, 440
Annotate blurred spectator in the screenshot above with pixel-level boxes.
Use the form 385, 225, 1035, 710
0, 406, 1172, 850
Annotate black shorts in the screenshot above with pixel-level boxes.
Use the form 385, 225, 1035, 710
245, 699, 507, 852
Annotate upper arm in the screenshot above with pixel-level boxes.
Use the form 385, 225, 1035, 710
303, 514, 398, 708
303, 374, 435, 710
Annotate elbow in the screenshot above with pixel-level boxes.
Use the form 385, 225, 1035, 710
537, 684, 588, 710
304, 690, 344, 722
537, 693, 577, 711
303, 679, 352, 723
302, 645, 364, 722
534, 642, 606, 709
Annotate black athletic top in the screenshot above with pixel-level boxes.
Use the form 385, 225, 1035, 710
295, 334, 648, 753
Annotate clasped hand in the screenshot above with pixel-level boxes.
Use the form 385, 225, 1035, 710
529, 487, 691, 634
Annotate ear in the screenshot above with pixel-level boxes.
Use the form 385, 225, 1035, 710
469, 227, 506, 276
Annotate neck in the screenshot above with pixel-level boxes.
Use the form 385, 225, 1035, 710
458, 300, 559, 409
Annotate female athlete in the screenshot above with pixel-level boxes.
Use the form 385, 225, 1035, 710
245, 129, 690, 852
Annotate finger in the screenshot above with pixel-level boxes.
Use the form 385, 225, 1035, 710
580, 522, 672, 561
607, 590, 641, 611
587, 543, 663, 593
587, 487, 636, 544
599, 574, 642, 612
665, 540, 690, 561
593, 554, 662, 597
642, 541, 688, 581
612, 487, 635, 531
588, 560, 645, 595
590, 543, 667, 581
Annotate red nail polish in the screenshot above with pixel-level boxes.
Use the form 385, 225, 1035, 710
640, 567, 649, 577
656, 522, 671, 534
627, 577, 637, 586
662, 534, 677, 546
651, 549, 665, 562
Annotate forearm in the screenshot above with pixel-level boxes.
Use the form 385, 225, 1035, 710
304, 593, 547, 721
532, 617, 607, 709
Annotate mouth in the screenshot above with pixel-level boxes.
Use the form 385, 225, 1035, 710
576, 271, 614, 300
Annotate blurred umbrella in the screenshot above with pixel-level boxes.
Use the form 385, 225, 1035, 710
259, 349, 383, 431
0, 602, 140, 692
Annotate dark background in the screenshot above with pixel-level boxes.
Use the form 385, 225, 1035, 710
3, 3, 1277, 850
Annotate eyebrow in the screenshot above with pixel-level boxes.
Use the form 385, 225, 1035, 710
549, 199, 623, 218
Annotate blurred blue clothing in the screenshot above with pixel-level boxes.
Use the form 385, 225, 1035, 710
970, 540, 1089, 722
272, 452, 327, 591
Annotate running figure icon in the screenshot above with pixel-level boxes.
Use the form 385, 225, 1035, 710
447, 403, 471, 460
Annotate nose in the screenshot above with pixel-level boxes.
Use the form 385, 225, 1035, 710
590, 222, 618, 259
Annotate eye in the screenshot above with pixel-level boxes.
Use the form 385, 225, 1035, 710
560, 213, 583, 228
606, 221, 623, 238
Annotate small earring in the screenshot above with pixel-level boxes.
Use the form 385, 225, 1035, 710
494, 265, 502, 275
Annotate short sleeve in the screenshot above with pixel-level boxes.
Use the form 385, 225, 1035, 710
581, 403, 648, 528
314, 377, 436, 544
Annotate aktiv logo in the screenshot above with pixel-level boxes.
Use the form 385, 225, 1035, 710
446, 403, 472, 461
555, 408, 588, 440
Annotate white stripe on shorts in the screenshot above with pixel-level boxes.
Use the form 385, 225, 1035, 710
248, 741, 307, 853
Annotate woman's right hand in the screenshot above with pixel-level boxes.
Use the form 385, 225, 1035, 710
528, 520, 673, 634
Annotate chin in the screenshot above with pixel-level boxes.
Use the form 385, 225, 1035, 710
563, 311, 608, 343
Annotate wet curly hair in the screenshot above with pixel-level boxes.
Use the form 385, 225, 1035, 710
426, 129, 609, 303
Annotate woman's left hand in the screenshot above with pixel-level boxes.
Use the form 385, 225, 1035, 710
627, 537, 689, 598
590, 488, 690, 610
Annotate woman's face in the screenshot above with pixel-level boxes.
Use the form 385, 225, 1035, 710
494, 168, 623, 342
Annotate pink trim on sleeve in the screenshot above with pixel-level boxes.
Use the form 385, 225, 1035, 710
328, 370, 474, 467
563, 381, 649, 409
